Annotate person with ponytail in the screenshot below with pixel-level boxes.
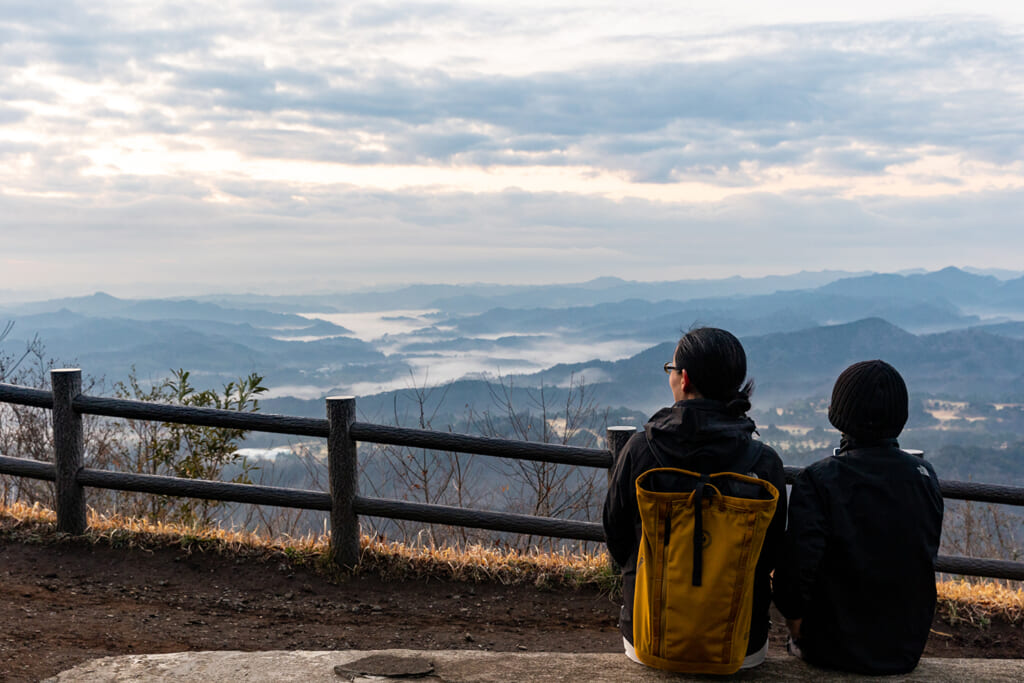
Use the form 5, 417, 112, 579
603, 327, 787, 669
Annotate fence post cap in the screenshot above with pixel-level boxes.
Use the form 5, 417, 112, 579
607, 425, 637, 432
326, 395, 356, 401
51, 368, 82, 374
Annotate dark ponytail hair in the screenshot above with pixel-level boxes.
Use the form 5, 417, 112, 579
674, 327, 754, 416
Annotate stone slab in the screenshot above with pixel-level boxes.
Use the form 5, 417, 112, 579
46, 649, 1024, 682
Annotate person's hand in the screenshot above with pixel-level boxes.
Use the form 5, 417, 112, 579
786, 618, 802, 640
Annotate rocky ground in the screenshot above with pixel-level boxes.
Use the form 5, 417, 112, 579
1, 537, 1021, 682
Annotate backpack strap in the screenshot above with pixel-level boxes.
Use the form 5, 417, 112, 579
691, 474, 716, 586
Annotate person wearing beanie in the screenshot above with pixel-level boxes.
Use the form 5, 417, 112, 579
773, 360, 944, 675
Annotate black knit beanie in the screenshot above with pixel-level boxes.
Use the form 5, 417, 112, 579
828, 360, 908, 440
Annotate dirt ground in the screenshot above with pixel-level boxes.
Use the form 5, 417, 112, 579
1, 538, 1021, 683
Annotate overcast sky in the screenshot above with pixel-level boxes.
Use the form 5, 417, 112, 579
2, 1, 1023, 297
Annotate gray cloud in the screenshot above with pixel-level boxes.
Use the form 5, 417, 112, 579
223, 26, 1020, 178
3, 10, 1021, 182
1, 5, 1022, 294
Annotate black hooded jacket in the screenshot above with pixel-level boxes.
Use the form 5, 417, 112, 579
602, 399, 787, 652
773, 442, 944, 675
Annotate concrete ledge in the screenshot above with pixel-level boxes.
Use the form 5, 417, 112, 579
46, 649, 1024, 682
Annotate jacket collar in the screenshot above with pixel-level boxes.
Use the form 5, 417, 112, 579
834, 435, 901, 456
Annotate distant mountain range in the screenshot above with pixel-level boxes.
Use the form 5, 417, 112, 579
170, 271, 875, 314
4, 267, 1024, 415
484, 317, 1024, 413
0, 297, 382, 389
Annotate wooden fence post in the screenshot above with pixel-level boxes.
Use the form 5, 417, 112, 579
52, 368, 86, 534
605, 426, 636, 479
327, 396, 360, 569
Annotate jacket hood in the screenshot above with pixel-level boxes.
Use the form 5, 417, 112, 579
643, 398, 757, 470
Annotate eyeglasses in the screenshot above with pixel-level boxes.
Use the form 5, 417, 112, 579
663, 362, 679, 374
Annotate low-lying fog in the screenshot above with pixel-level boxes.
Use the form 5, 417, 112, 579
256, 310, 652, 400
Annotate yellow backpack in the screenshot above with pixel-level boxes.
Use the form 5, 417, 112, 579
632, 447, 779, 674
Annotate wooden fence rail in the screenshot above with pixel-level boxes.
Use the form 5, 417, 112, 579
1, 369, 1023, 579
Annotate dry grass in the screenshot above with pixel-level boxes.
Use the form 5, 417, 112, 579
2, 501, 1019, 623
357, 535, 616, 590
0, 501, 615, 591
937, 579, 1024, 626
0, 500, 325, 561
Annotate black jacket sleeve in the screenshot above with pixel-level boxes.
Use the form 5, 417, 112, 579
773, 467, 829, 619
749, 443, 788, 647
602, 432, 646, 568
756, 443, 788, 573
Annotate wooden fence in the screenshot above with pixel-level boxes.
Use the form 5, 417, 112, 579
1, 368, 1023, 580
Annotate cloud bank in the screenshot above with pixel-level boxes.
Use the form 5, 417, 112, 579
1, 2, 1022, 295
